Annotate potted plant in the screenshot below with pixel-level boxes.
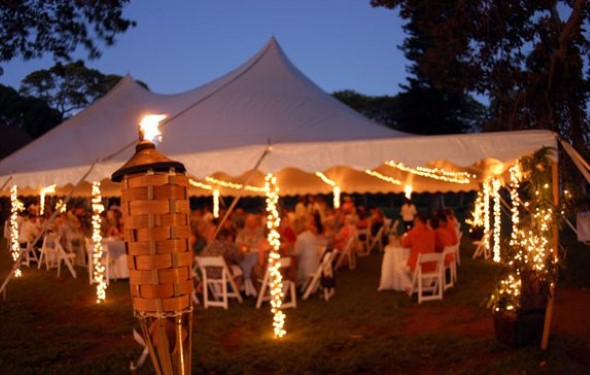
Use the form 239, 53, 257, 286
487, 148, 559, 347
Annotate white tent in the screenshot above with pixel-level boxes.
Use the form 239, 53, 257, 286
0, 38, 557, 196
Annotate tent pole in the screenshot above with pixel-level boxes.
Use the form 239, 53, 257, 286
541, 158, 559, 351
0, 175, 13, 191
212, 147, 271, 239
0, 164, 96, 300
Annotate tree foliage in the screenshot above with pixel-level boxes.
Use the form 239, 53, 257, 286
19, 61, 149, 117
371, 0, 590, 152
0, 0, 135, 74
0, 84, 62, 138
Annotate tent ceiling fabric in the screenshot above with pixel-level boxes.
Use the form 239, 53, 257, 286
0, 37, 557, 196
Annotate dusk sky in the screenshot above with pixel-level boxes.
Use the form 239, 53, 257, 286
0, 0, 408, 97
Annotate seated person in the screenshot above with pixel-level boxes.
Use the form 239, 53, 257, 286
235, 214, 265, 252
401, 212, 435, 273
334, 214, 357, 251
293, 219, 320, 286
201, 228, 244, 289
432, 215, 457, 266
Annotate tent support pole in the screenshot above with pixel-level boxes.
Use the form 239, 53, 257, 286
0, 164, 96, 300
541, 159, 559, 351
213, 147, 271, 239
0, 175, 13, 191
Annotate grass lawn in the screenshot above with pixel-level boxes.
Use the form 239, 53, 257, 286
0, 235, 589, 374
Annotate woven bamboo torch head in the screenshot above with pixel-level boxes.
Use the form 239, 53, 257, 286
111, 128, 192, 316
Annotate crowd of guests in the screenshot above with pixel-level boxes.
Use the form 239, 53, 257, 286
400, 207, 460, 278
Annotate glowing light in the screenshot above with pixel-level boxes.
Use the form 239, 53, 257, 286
509, 164, 522, 246
55, 199, 67, 213
188, 178, 212, 190
491, 178, 502, 263
466, 188, 485, 230
204, 176, 265, 193
91, 181, 107, 303
315, 172, 341, 208
10, 185, 23, 278
265, 174, 286, 338
364, 170, 402, 185
386, 161, 476, 184
39, 184, 56, 216
482, 181, 491, 254
139, 114, 167, 143
213, 189, 220, 219
404, 184, 413, 199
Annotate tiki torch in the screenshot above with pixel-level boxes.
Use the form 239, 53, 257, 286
112, 115, 193, 374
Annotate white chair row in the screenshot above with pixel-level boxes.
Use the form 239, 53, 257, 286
409, 245, 459, 303
37, 233, 77, 279
357, 219, 400, 257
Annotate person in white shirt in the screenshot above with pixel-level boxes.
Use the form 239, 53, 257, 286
293, 218, 320, 286
400, 198, 417, 232
18, 214, 40, 245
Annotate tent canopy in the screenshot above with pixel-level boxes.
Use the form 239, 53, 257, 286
0, 38, 557, 197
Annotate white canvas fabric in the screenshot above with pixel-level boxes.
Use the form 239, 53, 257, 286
0, 38, 557, 196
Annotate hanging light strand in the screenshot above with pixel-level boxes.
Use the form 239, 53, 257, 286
204, 176, 265, 193
386, 160, 475, 184
212, 189, 220, 219
188, 178, 212, 190
91, 181, 107, 303
39, 184, 56, 216
265, 174, 286, 338
10, 185, 23, 278
482, 181, 492, 253
315, 172, 341, 208
491, 178, 502, 263
364, 169, 402, 185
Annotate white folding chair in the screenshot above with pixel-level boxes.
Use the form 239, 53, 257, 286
368, 225, 385, 253
197, 256, 243, 309
38, 233, 77, 278
442, 245, 458, 290
389, 219, 400, 237
472, 230, 491, 259
256, 257, 297, 309
334, 235, 357, 271
409, 253, 444, 303
68, 235, 87, 267
302, 251, 334, 301
19, 241, 39, 267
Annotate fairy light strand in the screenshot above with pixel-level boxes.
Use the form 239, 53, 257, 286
482, 181, 491, 255
91, 181, 107, 303
188, 178, 212, 190
213, 189, 220, 219
10, 185, 23, 278
265, 174, 286, 338
491, 178, 502, 263
204, 176, 265, 193
39, 184, 56, 216
386, 160, 476, 184
315, 172, 341, 208
364, 170, 402, 185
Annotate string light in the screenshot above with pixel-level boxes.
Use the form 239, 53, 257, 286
509, 164, 522, 246
491, 178, 502, 263
265, 174, 286, 338
386, 160, 476, 184
39, 184, 56, 216
213, 189, 220, 219
204, 176, 265, 193
404, 184, 413, 199
188, 178, 212, 190
466, 188, 485, 230
482, 181, 491, 254
364, 170, 402, 185
315, 172, 341, 208
55, 199, 67, 213
10, 185, 23, 278
91, 181, 107, 303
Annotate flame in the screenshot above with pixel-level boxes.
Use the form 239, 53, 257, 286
139, 114, 167, 143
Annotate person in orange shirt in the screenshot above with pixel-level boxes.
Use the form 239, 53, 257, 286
401, 213, 435, 272
432, 214, 455, 253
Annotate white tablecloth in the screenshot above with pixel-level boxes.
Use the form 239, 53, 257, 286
378, 245, 412, 291
103, 239, 128, 279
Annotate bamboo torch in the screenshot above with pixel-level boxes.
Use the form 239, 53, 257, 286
111, 115, 193, 374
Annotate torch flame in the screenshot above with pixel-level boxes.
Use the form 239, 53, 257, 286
139, 114, 167, 143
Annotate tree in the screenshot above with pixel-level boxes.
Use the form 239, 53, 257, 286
19, 61, 149, 117
0, 84, 62, 138
0, 0, 135, 75
371, 0, 590, 151
332, 90, 399, 128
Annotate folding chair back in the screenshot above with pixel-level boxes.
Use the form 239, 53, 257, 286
442, 245, 458, 290
19, 241, 38, 267
302, 251, 336, 300
410, 252, 444, 303
368, 225, 385, 253
334, 235, 357, 271
197, 256, 243, 309
38, 234, 60, 270
256, 257, 297, 309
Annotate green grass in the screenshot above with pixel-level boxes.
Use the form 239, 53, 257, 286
0, 236, 589, 374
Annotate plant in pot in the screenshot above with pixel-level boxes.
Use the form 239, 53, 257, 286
487, 148, 559, 347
